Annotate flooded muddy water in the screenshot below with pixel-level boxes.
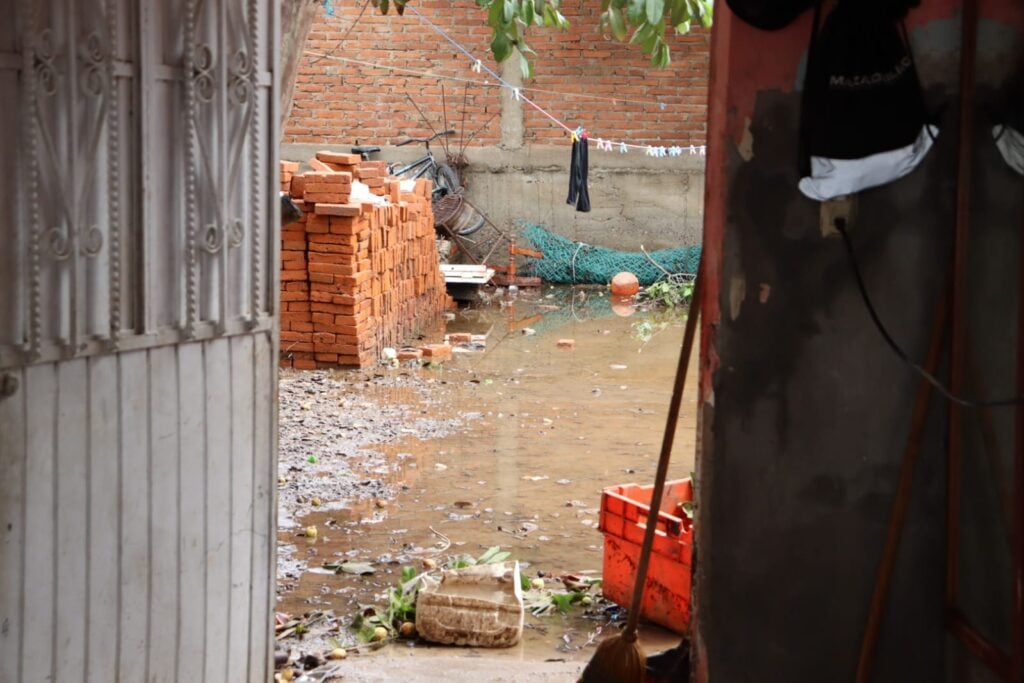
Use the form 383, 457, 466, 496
276, 287, 697, 676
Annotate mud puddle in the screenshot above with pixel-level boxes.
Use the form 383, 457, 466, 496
276, 287, 696, 675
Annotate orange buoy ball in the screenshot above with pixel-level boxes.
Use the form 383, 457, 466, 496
610, 272, 640, 297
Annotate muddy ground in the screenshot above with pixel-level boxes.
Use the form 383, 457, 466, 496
275, 287, 696, 681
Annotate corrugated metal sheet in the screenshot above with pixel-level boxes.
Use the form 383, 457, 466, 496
0, 0, 280, 679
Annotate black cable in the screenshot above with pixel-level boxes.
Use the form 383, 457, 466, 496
835, 217, 1024, 408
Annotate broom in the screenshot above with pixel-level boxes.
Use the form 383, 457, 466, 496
581, 262, 702, 683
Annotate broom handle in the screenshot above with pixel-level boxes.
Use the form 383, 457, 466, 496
623, 261, 703, 640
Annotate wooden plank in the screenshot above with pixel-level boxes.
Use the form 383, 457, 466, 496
444, 276, 493, 284
248, 331, 274, 682
177, 342, 205, 682
119, 350, 149, 681
228, 335, 255, 681
87, 355, 119, 681
148, 345, 179, 682
440, 265, 491, 272
0, 369, 25, 683
55, 359, 88, 683
22, 364, 57, 683
441, 265, 495, 284
204, 338, 231, 683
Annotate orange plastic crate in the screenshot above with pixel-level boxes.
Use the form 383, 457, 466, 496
599, 478, 693, 634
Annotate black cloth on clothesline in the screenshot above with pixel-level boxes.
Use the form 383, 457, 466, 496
567, 137, 591, 212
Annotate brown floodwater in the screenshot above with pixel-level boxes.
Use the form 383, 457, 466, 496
276, 286, 697, 669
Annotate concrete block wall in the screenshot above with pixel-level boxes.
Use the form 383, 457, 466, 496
278, 159, 449, 369
284, 142, 706, 251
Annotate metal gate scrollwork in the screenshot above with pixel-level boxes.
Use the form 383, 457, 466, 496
2, 0, 276, 370
183, 0, 264, 338
19, 4, 118, 358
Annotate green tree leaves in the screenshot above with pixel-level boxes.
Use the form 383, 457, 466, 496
599, 0, 713, 68
371, 0, 712, 73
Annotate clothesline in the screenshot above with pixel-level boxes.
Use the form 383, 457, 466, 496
405, 5, 706, 156
302, 49, 675, 109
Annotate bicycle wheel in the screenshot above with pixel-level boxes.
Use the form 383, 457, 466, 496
434, 163, 462, 195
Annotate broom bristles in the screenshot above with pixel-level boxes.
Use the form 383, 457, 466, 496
579, 633, 647, 683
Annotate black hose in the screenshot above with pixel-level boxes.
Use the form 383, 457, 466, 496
836, 217, 1024, 408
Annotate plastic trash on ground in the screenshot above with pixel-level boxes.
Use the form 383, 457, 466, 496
415, 561, 524, 647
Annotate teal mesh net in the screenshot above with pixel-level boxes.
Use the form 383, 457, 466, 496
520, 223, 701, 286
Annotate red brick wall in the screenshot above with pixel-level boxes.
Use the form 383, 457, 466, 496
285, 0, 709, 147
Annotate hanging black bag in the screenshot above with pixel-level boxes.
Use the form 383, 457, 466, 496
799, 1, 937, 200
725, 0, 820, 31
993, 63, 1024, 175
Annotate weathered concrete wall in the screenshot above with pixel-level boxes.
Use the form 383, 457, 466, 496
284, 143, 705, 250
697, 3, 1024, 681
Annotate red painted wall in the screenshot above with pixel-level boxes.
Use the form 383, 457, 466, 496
697, 0, 1024, 679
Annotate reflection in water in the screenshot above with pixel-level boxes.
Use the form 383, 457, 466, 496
276, 286, 696, 663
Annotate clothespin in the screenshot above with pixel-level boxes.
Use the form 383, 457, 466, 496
619, 142, 628, 154
511, 87, 521, 101
689, 145, 698, 155
699, 145, 707, 156
570, 129, 578, 143
471, 59, 482, 73
659, 101, 667, 111
659, 146, 668, 158
645, 145, 656, 157
669, 146, 683, 157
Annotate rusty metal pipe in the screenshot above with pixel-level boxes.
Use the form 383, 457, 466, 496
946, 0, 979, 610
856, 291, 949, 683
1014, 166, 1024, 682
948, 608, 1012, 680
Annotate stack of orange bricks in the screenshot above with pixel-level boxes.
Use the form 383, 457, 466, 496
279, 153, 451, 370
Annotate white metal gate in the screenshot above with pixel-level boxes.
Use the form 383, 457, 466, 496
0, 0, 280, 680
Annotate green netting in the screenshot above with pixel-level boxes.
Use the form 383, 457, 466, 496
520, 223, 701, 286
